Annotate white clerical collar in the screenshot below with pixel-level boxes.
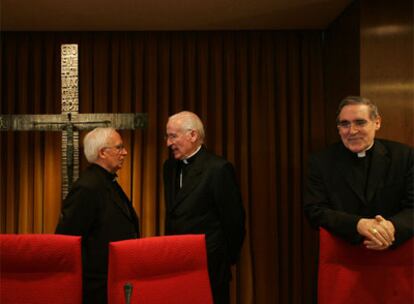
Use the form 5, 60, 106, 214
357, 142, 374, 158
182, 145, 202, 164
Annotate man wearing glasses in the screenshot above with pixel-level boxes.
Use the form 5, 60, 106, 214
56, 127, 140, 304
304, 96, 413, 249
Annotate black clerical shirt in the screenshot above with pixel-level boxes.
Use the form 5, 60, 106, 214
353, 147, 373, 199
175, 150, 200, 194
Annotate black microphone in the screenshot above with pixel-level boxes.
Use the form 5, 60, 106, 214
124, 282, 133, 304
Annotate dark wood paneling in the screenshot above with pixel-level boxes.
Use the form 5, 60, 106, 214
323, 1, 360, 145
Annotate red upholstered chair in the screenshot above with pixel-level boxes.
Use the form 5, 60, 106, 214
318, 228, 414, 304
108, 234, 213, 304
0, 234, 82, 304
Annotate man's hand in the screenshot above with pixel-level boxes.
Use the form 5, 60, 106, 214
363, 239, 388, 250
357, 215, 395, 250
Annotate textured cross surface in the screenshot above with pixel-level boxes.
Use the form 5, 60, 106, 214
0, 44, 147, 199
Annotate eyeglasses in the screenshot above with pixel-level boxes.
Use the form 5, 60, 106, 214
337, 119, 369, 130
104, 143, 126, 153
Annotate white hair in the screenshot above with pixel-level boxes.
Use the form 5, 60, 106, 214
168, 111, 205, 143
83, 127, 116, 163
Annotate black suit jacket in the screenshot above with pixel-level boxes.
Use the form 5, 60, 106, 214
304, 139, 413, 246
163, 147, 245, 285
56, 164, 140, 303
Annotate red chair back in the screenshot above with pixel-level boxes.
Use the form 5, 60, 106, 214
318, 228, 414, 304
108, 234, 213, 304
0, 234, 82, 304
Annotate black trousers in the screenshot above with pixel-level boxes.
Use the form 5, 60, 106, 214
207, 252, 231, 304
211, 280, 230, 304
83, 277, 107, 304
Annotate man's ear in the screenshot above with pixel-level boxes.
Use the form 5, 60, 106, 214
98, 148, 107, 159
375, 116, 381, 130
189, 130, 198, 143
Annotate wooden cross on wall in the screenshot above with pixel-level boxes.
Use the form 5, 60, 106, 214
0, 44, 147, 199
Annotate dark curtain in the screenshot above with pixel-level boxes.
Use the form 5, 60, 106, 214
0, 31, 326, 303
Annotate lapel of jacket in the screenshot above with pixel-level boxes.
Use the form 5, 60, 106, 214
95, 167, 132, 220
111, 182, 133, 220
366, 140, 389, 203
171, 148, 207, 211
335, 144, 367, 204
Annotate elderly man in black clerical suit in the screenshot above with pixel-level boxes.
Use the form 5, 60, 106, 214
304, 96, 413, 249
56, 127, 140, 304
163, 111, 245, 304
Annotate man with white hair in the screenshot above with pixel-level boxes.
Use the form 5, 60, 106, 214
163, 111, 245, 304
56, 127, 140, 304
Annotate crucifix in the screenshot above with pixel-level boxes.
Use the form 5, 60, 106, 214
0, 44, 147, 199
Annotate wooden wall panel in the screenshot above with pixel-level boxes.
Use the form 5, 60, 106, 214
360, 0, 413, 146
324, 0, 413, 147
